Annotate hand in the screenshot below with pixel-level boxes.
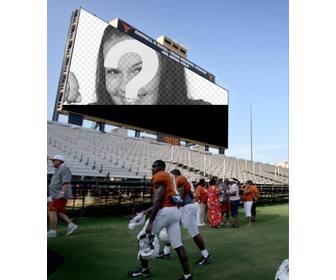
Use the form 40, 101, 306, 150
57, 192, 65, 199
64, 72, 82, 104
145, 222, 153, 234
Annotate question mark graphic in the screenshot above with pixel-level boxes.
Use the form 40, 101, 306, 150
104, 39, 159, 103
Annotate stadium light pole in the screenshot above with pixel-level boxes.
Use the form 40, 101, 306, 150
250, 102, 255, 181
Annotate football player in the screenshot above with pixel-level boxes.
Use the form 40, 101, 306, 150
128, 160, 193, 280
157, 169, 213, 266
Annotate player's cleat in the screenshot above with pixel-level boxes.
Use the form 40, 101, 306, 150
47, 230, 57, 238
176, 274, 193, 280
156, 251, 170, 259
66, 224, 78, 236
128, 267, 150, 278
196, 254, 213, 266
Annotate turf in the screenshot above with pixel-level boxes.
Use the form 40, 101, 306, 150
48, 204, 288, 280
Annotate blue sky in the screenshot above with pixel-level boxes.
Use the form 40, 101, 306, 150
48, 0, 288, 164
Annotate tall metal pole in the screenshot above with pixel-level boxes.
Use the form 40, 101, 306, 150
250, 102, 255, 181
250, 102, 253, 162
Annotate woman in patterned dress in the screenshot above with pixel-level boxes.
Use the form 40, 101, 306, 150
206, 178, 222, 228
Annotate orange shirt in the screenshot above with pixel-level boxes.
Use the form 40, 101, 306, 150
195, 185, 207, 204
175, 175, 191, 196
243, 186, 253, 201
243, 185, 259, 201
152, 171, 176, 208
250, 185, 259, 200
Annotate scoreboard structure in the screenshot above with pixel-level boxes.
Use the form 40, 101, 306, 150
54, 8, 229, 148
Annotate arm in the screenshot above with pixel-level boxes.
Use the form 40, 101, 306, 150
57, 183, 70, 199
244, 186, 251, 194
146, 185, 165, 233
177, 186, 184, 197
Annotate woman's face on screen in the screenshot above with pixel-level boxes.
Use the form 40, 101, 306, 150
103, 36, 161, 105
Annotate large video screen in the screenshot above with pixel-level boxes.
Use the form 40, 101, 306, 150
59, 8, 229, 148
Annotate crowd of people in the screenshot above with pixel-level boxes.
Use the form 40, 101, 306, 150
194, 177, 260, 229
47, 156, 260, 279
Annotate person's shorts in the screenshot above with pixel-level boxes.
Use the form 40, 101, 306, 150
180, 203, 199, 238
152, 206, 183, 249
48, 198, 68, 212
230, 200, 240, 217
221, 201, 231, 213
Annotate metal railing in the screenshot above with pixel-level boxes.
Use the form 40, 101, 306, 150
58, 179, 288, 215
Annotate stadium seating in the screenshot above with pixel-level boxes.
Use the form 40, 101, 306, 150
47, 121, 289, 184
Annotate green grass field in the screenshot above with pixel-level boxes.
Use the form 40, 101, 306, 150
48, 204, 288, 280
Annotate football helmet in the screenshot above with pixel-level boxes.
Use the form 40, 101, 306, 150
274, 259, 289, 280
138, 233, 160, 260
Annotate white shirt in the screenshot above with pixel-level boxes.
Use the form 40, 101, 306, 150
228, 183, 240, 201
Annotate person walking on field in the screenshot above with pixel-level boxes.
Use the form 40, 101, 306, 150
157, 170, 212, 266
47, 155, 78, 237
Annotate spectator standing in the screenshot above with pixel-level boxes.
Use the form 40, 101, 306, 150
207, 178, 222, 228
194, 179, 207, 226
249, 181, 260, 222
228, 178, 240, 228
242, 180, 254, 224
47, 155, 78, 237
219, 178, 231, 225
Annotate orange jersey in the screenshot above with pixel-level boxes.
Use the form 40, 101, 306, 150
175, 175, 191, 196
152, 171, 177, 208
195, 185, 207, 204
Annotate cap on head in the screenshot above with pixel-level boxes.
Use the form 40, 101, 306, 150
246, 180, 253, 185
50, 155, 65, 162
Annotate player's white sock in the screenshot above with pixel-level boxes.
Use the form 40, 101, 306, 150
184, 274, 191, 279
201, 249, 209, 258
164, 245, 171, 255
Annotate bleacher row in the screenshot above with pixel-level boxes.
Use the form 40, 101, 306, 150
47, 121, 289, 184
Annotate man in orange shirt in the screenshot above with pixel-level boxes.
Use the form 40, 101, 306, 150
128, 160, 192, 280
243, 180, 260, 224
157, 169, 212, 266
195, 179, 207, 226
248, 180, 260, 222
